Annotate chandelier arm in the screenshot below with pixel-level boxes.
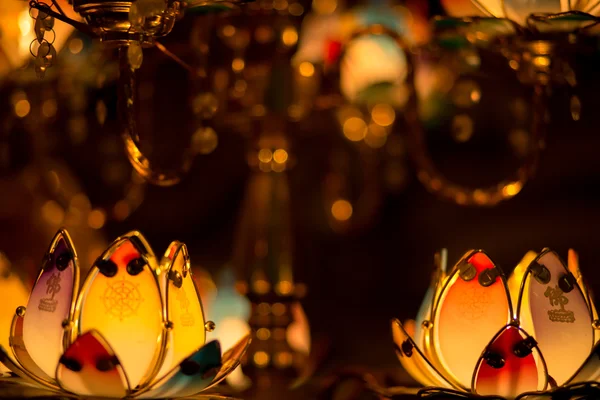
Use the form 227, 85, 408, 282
153, 42, 199, 76
118, 47, 196, 187
28, 1, 97, 37
406, 67, 546, 206
49, 0, 66, 16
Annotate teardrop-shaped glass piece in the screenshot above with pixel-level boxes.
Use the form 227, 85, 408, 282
23, 229, 79, 378
566, 342, 600, 384
56, 331, 130, 397
10, 312, 55, 385
517, 249, 593, 385
135, 340, 222, 399
204, 334, 251, 390
473, 326, 547, 397
432, 251, 512, 388
76, 233, 164, 389
391, 318, 455, 388
470, 0, 504, 17
0, 344, 60, 391
155, 242, 206, 379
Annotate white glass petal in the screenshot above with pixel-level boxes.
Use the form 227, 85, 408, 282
204, 334, 251, 390
503, 0, 567, 26
10, 312, 55, 385
23, 229, 79, 378
566, 343, 600, 383
0, 345, 60, 391
76, 234, 165, 389
517, 249, 593, 385
135, 340, 222, 399
432, 250, 512, 388
155, 242, 206, 380
56, 331, 130, 397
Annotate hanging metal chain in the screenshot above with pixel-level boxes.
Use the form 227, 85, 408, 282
29, 1, 58, 78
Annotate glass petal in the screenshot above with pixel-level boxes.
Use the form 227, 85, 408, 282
508, 251, 538, 316
76, 233, 164, 389
473, 326, 547, 397
567, 249, 599, 344
155, 242, 206, 379
566, 342, 600, 383
391, 318, 455, 388
470, 0, 505, 17
517, 249, 593, 385
135, 340, 222, 399
432, 251, 512, 388
204, 334, 251, 390
0, 345, 60, 391
10, 313, 55, 385
23, 229, 79, 378
56, 331, 130, 397
503, 0, 565, 26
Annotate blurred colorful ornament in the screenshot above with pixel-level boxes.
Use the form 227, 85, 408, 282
0, 228, 249, 398
393, 248, 600, 399
441, 0, 600, 28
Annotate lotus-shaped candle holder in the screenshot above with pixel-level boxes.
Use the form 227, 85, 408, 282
392, 248, 600, 399
0, 228, 250, 398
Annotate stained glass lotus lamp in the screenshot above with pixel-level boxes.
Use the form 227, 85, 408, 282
0, 228, 250, 398
392, 248, 600, 399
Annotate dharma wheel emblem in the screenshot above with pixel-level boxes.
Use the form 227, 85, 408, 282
101, 277, 143, 321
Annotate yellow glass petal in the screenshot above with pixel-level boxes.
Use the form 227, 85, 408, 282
391, 318, 455, 388
0, 253, 29, 370
76, 234, 165, 389
567, 249, 599, 343
56, 331, 130, 397
470, 0, 505, 17
473, 325, 547, 397
135, 340, 222, 399
508, 251, 538, 318
10, 312, 55, 385
517, 249, 593, 385
155, 242, 206, 379
432, 250, 512, 388
23, 229, 79, 378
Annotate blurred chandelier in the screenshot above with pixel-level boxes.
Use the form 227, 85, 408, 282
0, 228, 249, 397
24, 0, 250, 186
392, 248, 600, 399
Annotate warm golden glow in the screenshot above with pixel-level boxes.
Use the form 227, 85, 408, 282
273, 149, 288, 164
343, 117, 367, 142
41, 200, 65, 226
87, 209, 107, 229
231, 58, 245, 72
68, 38, 84, 55
221, 25, 236, 37
14, 99, 31, 118
281, 27, 298, 47
258, 149, 273, 163
312, 0, 337, 14
272, 303, 286, 316
298, 61, 315, 77
331, 199, 353, 221
502, 182, 523, 197
42, 99, 58, 118
256, 328, 271, 340
371, 104, 396, 127
253, 351, 270, 367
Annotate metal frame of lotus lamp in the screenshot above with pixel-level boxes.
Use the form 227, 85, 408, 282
0, 228, 250, 398
391, 248, 600, 399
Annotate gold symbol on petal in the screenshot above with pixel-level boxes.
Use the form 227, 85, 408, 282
545, 285, 575, 323
39, 273, 61, 313
101, 277, 143, 321
176, 287, 195, 327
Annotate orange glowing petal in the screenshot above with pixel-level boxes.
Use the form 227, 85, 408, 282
517, 250, 593, 385
56, 331, 130, 397
155, 242, 206, 380
473, 326, 547, 397
10, 313, 55, 385
76, 235, 164, 389
433, 251, 511, 388
23, 229, 79, 378
391, 319, 454, 388
135, 341, 222, 399
0, 345, 60, 391
441, 0, 487, 16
